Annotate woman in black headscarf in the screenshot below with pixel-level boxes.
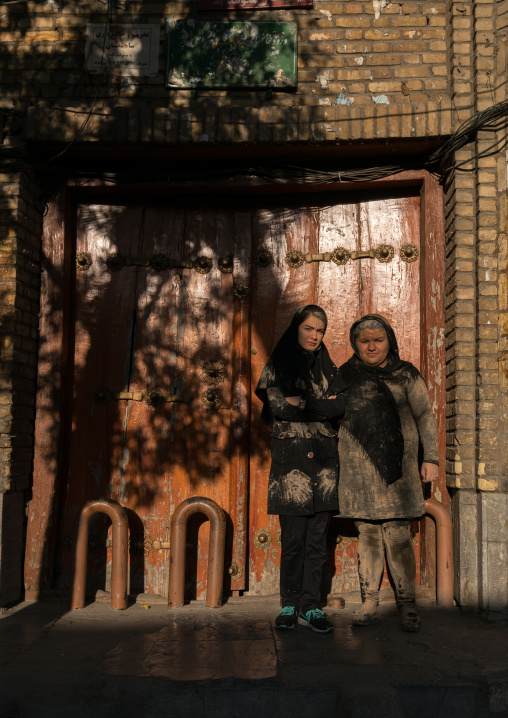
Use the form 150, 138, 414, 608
337, 314, 439, 632
256, 305, 347, 633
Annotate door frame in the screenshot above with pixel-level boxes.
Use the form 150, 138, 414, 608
24, 169, 445, 599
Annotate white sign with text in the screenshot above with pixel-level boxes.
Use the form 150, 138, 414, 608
85, 24, 160, 76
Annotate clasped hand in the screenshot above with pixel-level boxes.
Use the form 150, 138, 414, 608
286, 395, 336, 406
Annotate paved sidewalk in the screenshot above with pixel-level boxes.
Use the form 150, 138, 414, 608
1, 594, 507, 718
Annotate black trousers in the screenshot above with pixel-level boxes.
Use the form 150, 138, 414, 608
279, 511, 330, 613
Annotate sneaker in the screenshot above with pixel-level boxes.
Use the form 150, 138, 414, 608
298, 608, 334, 633
275, 606, 299, 630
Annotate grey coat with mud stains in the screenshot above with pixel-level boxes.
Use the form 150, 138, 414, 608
337, 364, 438, 520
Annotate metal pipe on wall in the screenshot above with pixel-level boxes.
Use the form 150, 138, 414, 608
168, 497, 226, 609
424, 497, 454, 608
70, 498, 128, 610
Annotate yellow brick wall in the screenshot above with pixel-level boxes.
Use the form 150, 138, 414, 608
0, 0, 454, 143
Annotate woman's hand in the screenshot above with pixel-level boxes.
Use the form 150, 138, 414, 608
327, 395, 337, 400
285, 396, 302, 406
420, 462, 438, 483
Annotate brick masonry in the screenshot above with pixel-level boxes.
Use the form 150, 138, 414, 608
0, 167, 42, 604
0, 0, 506, 610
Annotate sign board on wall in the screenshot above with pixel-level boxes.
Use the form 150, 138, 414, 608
85, 24, 160, 76
166, 20, 297, 89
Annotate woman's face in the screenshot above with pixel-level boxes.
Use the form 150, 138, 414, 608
356, 328, 390, 367
298, 315, 326, 351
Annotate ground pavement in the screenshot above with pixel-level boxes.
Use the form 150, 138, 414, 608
1, 592, 507, 718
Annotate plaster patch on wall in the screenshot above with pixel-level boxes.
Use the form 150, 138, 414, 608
337, 93, 354, 105
319, 8, 332, 20
316, 70, 332, 89
372, 0, 389, 20
433, 487, 442, 502
372, 94, 389, 105
354, 57, 364, 65
319, 98, 331, 105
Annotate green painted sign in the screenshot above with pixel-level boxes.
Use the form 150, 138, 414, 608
166, 20, 297, 89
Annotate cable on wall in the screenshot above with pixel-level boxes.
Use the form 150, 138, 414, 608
2, 98, 508, 186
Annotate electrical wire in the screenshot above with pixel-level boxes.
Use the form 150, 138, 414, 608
46, 0, 115, 162
427, 98, 508, 174
2, 98, 508, 186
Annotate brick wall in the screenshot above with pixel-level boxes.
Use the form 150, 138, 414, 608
444, 0, 508, 611
0, 0, 452, 144
0, 168, 42, 604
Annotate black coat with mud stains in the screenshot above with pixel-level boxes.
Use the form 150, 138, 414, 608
260, 362, 347, 516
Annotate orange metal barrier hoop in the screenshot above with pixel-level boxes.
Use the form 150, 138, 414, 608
70, 498, 129, 610
424, 497, 454, 608
168, 497, 227, 609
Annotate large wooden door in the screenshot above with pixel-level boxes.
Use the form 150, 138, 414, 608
55, 200, 249, 598
249, 193, 422, 596
29, 185, 435, 601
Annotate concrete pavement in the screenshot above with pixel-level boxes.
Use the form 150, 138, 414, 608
1, 592, 507, 718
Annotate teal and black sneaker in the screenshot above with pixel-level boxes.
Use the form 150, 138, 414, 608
275, 606, 299, 630
298, 608, 334, 633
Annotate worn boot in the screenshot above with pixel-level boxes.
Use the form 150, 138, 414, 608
352, 599, 379, 626
398, 604, 421, 632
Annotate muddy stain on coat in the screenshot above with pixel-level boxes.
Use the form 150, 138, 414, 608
338, 369, 438, 520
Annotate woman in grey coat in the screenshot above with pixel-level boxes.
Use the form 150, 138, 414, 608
337, 314, 439, 632
256, 305, 347, 633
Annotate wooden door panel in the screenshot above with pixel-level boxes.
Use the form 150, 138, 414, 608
56, 205, 144, 586
359, 197, 421, 368
327, 195, 422, 596
249, 194, 422, 597
249, 205, 320, 594
124, 205, 235, 598
316, 203, 361, 367
60, 202, 238, 599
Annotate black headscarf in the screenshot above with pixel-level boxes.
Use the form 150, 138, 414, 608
339, 314, 418, 485
255, 305, 339, 427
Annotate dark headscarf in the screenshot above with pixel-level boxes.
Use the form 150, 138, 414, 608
255, 305, 339, 427
339, 314, 418, 485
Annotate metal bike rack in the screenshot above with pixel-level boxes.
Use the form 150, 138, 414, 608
168, 496, 227, 609
70, 498, 128, 610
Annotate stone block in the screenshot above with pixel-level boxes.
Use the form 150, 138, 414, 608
481, 493, 508, 543
482, 532, 508, 612
452, 490, 479, 608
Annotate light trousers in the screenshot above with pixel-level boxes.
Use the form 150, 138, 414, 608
354, 519, 416, 606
